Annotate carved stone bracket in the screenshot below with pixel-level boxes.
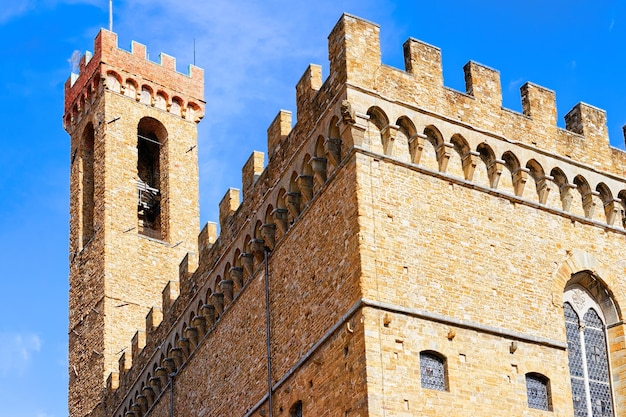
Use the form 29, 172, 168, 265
535, 175, 554, 205
604, 198, 623, 226
170, 346, 184, 367
162, 357, 176, 374
149, 375, 162, 393
239, 252, 254, 278
142, 386, 155, 404
285, 192, 302, 219
229, 266, 244, 288
200, 303, 216, 326
512, 167, 530, 197
210, 292, 225, 316
311, 157, 327, 187
184, 327, 199, 350
155, 367, 169, 387
249, 238, 265, 264
381, 124, 400, 156
582, 190, 600, 219
488, 159, 505, 189
559, 183, 577, 212
462, 151, 480, 181
408, 133, 427, 164
296, 175, 314, 202
191, 315, 207, 337
271, 208, 289, 235
324, 138, 342, 166
260, 224, 276, 250
436, 142, 454, 173
220, 279, 234, 305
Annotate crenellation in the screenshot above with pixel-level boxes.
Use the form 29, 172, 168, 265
158, 53, 176, 71
402, 37, 443, 86
267, 110, 293, 159
146, 307, 163, 334
218, 188, 241, 230
197, 221, 217, 263
463, 60, 502, 108
295, 64, 323, 123
161, 281, 179, 314
178, 252, 198, 298
69, 13, 626, 417
242, 151, 265, 199
130, 40, 147, 59
328, 13, 380, 88
131, 331, 146, 362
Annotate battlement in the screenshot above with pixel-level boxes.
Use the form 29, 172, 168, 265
63, 29, 204, 130
91, 13, 626, 417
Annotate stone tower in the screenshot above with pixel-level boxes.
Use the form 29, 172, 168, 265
63, 30, 204, 417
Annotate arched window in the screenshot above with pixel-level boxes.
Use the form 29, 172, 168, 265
419, 351, 447, 391
526, 372, 551, 411
137, 117, 167, 240
81, 123, 95, 248
564, 285, 614, 416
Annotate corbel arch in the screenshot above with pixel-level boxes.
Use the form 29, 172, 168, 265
418, 125, 443, 172
366, 106, 388, 155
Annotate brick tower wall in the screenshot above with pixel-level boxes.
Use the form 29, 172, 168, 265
65, 30, 204, 417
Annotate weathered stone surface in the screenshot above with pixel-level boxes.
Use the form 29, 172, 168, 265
67, 13, 626, 417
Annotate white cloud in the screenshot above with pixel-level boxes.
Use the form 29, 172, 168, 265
508, 77, 525, 92
0, 3, 34, 23
0, 332, 42, 377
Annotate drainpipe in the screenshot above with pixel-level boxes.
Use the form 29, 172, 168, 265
264, 246, 273, 417
169, 372, 175, 417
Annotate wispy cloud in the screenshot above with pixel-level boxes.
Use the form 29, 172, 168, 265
609, 18, 615, 31
0, 3, 34, 23
0, 332, 41, 377
508, 77, 525, 92
106, 0, 382, 220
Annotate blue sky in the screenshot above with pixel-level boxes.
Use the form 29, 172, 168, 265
1, 1, 625, 416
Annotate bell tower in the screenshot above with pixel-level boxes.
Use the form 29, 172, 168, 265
64, 30, 204, 417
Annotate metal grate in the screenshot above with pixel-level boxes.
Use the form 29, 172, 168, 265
420, 352, 446, 391
526, 374, 550, 411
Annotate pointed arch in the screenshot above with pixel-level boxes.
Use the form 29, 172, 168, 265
366, 106, 388, 155
475, 143, 495, 188
419, 125, 442, 171
448, 134, 470, 179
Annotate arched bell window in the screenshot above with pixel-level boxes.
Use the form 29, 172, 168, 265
137, 117, 168, 240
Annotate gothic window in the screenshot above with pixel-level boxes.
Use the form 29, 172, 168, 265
526, 373, 551, 411
419, 351, 447, 391
564, 286, 614, 417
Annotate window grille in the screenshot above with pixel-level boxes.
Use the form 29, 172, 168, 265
526, 373, 550, 411
420, 351, 446, 391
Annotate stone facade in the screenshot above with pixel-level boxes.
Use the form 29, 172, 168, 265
66, 13, 626, 417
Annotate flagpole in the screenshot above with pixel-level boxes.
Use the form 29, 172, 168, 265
109, 0, 113, 31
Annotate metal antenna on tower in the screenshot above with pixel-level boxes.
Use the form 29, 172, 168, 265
109, 0, 113, 31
